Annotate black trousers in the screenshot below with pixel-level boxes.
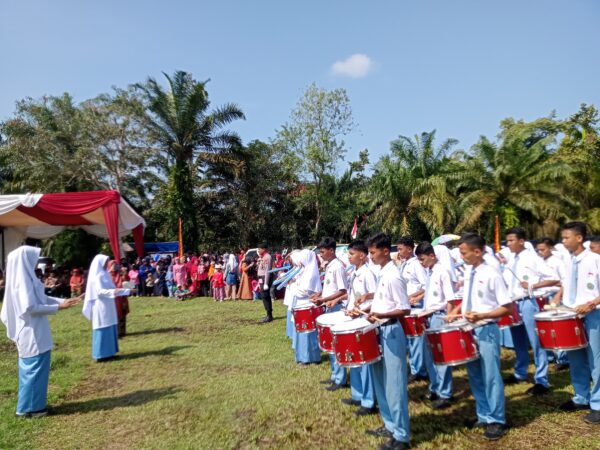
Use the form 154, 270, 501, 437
259, 276, 273, 317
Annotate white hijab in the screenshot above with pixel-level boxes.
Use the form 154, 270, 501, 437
82, 254, 114, 321
1, 246, 45, 341
433, 244, 457, 282
290, 249, 322, 293
226, 253, 238, 271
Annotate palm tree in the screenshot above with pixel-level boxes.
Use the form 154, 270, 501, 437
136, 71, 245, 251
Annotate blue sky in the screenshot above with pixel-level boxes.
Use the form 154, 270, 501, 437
1, 1, 599, 169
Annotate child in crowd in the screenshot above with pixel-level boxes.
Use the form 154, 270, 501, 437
252, 279, 261, 300
145, 272, 155, 296
70, 268, 84, 296
212, 264, 225, 302
174, 285, 191, 301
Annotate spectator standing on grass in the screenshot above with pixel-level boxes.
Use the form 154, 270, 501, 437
238, 257, 255, 300
225, 253, 238, 300
198, 256, 209, 297
173, 257, 187, 290
69, 268, 84, 296
109, 261, 129, 338
1, 246, 81, 417
128, 265, 140, 297
212, 264, 225, 302
138, 259, 151, 296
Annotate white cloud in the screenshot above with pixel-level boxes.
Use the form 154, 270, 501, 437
331, 54, 373, 78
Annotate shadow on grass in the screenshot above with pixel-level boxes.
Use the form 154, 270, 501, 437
52, 386, 180, 415
119, 345, 193, 360
125, 327, 186, 337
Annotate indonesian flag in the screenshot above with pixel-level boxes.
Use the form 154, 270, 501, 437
351, 217, 358, 240
178, 217, 184, 257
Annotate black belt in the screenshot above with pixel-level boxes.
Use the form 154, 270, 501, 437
380, 318, 398, 326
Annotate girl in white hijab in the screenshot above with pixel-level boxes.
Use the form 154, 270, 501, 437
224, 253, 238, 300
83, 255, 132, 361
290, 249, 323, 365
0, 246, 81, 417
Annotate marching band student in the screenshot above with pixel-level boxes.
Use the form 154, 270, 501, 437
343, 240, 378, 416
535, 237, 569, 369
290, 249, 322, 365
457, 233, 512, 440
396, 236, 428, 383
362, 233, 411, 450
551, 222, 600, 424
415, 242, 456, 409
311, 237, 349, 391
502, 227, 557, 394
589, 236, 600, 255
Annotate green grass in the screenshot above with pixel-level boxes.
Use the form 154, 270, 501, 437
1, 297, 599, 449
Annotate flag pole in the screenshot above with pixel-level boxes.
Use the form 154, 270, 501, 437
178, 217, 184, 258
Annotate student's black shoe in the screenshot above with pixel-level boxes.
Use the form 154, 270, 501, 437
365, 426, 393, 438
355, 406, 377, 416
558, 400, 590, 412
341, 398, 361, 406
260, 316, 273, 323
379, 437, 410, 449
326, 383, 344, 392
526, 383, 550, 395
422, 392, 439, 401
431, 398, 452, 410
503, 374, 527, 385
407, 374, 427, 384
483, 423, 508, 440
320, 379, 334, 385
583, 410, 600, 424
554, 363, 569, 371
463, 418, 486, 429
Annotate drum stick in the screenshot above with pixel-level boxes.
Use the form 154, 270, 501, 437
354, 309, 386, 323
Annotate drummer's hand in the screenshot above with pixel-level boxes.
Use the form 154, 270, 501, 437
444, 315, 458, 323
356, 294, 368, 306
575, 302, 595, 315
366, 312, 379, 323
311, 297, 323, 305
520, 281, 529, 289
409, 297, 421, 305
325, 300, 338, 309
464, 312, 483, 323
348, 308, 361, 318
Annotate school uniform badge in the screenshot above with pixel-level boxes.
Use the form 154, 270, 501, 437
587, 282, 595, 290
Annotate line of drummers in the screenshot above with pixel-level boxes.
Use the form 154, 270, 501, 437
279, 222, 600, 450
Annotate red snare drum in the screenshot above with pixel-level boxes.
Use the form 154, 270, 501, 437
331, 318, 382, 367
535, 295, 550, 311
399, 309, 428, 337
534, 311, 588, 351
497, 304, 522, 329
425, 321, 479, 366
315, 311, 352, 353
448, 298, 463, 311
293, 304, 326, 333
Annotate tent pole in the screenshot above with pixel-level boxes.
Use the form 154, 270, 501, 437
1, 227, 5, 271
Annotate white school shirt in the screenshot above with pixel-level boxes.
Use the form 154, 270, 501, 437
424, 263, 455, 312
462, 262, 512, 315
535, 254, 565, 296
561, 249, 600, 308
347, 264, 378, 310
502, 249, 555, 299
88, 288, 130, 329
322, 258, 349, 303
11, 296, 64, 358
371, 261, 410, 314
399, 256, 427, 296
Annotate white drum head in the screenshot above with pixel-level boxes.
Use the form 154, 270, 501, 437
331, 317, 377, 334
535, 310, 576, 320
410, 308, 424, 316
293, 304, 315, 312
316, 311, 352, 326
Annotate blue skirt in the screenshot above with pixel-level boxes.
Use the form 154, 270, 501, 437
92, 325, 119, 360
17, 350, 51, 414
286, 309, 294, 341
225, 272, 238, 285
295, 330, 321, 363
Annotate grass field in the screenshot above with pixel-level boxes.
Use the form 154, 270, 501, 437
1, 296, 599, 450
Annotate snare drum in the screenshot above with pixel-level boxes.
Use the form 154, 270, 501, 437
293, 304, 326, 333
425, 320, 479, 366
316, 311, 352, 353
497, 304, 523, 329
534, 310, 588, 351
331, 318, 382, 367
448, 297, 463, 311
399, 309, 428, 337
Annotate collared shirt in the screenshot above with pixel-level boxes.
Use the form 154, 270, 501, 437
371, 261, 410, 314
399, 256, 427, 296
257, 252, 272, 283
535, 254, 565, 296
424, 263, 455, 312
561, 249, 600, 308
322, 257, 349, 300
462, 262, 512, 315
347, 263, 378, 310
14, 296, 63, 358
502, 249, 556, 299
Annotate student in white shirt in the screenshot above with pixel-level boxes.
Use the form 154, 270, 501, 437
590, 236, 600, 256
551, 222, 600, 424
502, 227, 557, 394
311, 237, 349, 390
457, 233, 513, 440
361, 233, 411, 450
343, 240, 378, 416
415, 243, 455, 409
396, 236, 428, 383
1, 246, 81, 417
83, 255, 132, 362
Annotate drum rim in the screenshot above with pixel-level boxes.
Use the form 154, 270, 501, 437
316, 312, 353, 326
337, 355, 382, 368
498, 320, 523, 329
425, 324, 472, 335
540, 343, 588, 351
534, 311, 578, 320
432, 353, 479, 367
293, 304, 320, 311
331, 323, 379, 334
295, 329, 317, 334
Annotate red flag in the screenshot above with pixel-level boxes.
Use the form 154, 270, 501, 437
494, 215, 501, 253
351, 217, 358, 239
178, 217, 184, 258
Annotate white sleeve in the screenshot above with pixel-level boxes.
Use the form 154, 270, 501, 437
98, 288, 131, 298
441, 270, 455, 301
412, 262, 427, 289
492, 273, 512, 306
333, 265, 349, 292
364, 269, 378, 294
390, 276, 410, 310
29, 304, 59, 316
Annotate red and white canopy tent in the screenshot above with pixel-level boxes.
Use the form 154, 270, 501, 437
0, 190, 145, 267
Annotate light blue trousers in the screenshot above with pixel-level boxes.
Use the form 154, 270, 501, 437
466, 323, 506, 424
350, 364, 376, 408
92, 324, 119, 360
295, 330, 321, 363
17, 350, 51, 414
286, 309, 294, 341
372, 322, 410, 443
407, 303, 427, 377
424, 312, 453, 399
567, 308, 600, 410
510, 298, 549, 387
327, 303, 347, 385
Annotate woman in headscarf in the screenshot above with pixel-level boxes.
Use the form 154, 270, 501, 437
1, 246, 81, 417
224, 253, 238, 300
238, 256, 255, 300
172, 257, 187, 290
108, 261, 130, 338
83, 255, 133, 362
290, 249, 323, 365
